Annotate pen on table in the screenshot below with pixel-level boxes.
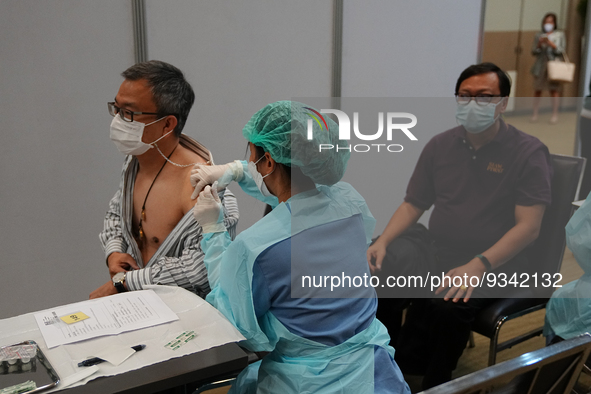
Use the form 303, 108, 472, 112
77, 344, 146, 367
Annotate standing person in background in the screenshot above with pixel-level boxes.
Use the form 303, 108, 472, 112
531, 12, 566, 125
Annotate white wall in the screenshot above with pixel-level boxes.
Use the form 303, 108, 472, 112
484, 0, 566, 32
0, 1, 484, 318
484, 0, 521, 31
0, 0, 135, 319
522, 0, 567, 31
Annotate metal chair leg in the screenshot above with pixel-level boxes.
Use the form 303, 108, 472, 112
488, 317, 508, 366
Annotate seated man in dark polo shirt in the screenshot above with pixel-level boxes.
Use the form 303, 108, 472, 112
367, 62, 552, 390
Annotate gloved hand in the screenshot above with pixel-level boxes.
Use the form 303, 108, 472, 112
193, 182, 226, 234
191, 160, 243, 199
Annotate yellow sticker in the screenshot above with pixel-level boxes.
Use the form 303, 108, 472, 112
60, 312, 90, 324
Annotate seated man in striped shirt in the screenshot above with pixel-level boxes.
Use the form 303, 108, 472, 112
90, 60, 239, 299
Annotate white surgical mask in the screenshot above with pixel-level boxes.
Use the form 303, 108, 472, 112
248, 156, 274, 197
456, 100, 502, 134
110, 115, 171, 156
543, 23, 554, 33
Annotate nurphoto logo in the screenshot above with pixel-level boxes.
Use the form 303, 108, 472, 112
305, 108, 418, 153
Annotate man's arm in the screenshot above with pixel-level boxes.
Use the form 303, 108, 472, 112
99, 187, 139, 277
367, 201, 425, 274
438, 203, 546, 302
90, 279, 125, 299
99, 157, 140, 278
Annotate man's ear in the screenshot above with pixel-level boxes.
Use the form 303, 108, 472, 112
163, 115, 178, 135
498, 97, 509, 114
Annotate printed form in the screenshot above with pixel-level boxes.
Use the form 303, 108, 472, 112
34, 290, 179, 348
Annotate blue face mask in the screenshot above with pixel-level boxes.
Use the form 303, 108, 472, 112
455, 100, 502, 134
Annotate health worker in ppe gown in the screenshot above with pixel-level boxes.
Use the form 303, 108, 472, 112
545, 190, 591, 343
190, 101, 410, 393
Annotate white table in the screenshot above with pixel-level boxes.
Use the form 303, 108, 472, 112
0, 286, 246, 393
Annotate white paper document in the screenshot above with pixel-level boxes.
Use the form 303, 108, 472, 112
33, 290, 178, 348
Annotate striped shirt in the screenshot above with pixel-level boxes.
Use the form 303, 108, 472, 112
99, 135, 239, 298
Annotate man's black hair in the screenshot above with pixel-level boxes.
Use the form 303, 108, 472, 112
122, 60, 195, 137
455, 62, 511, 97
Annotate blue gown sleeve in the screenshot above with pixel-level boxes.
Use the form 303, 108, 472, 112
201, 229, 277, 352
200, 231, 233, 290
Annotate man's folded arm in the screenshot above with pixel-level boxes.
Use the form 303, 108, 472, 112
99, 157, 132, 258
99, 188, 128, 258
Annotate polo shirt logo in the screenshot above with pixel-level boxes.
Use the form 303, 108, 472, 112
487, 162, 504, 173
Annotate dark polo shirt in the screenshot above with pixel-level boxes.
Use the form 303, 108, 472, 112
405, 120, 552, 253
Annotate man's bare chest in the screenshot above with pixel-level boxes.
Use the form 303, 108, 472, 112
131, 173, 186, 248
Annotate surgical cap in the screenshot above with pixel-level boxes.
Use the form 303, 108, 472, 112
242, 101, 350, 185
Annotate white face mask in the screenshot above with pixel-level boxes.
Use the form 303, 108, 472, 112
110, 115, 171, 156
248, 155, 274, 197
543, 23, 554, 33
456, 100, 502, 134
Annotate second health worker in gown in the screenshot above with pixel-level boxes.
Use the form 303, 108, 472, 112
191, 101, 409, 393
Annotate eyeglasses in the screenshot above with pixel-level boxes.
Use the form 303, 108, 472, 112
455, 94, 502, 106
107, 102, 161, 123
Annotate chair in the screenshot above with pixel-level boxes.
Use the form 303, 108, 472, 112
419, 334, 591, 394
471, 153, 586, 366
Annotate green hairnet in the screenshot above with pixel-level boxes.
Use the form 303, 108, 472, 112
242, 101, 350, 185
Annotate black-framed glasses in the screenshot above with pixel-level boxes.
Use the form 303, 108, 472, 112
107, 102, 161, 123
455, 94, 502, 106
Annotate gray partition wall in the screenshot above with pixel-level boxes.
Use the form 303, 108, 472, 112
143, 0, 335, 233
143, 0, 483, 235
340, 0, 483, 234
0, 0, 135, 318
342, 0, 483, 98
0, 1, 483, 319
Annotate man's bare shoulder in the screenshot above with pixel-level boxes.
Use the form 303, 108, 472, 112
171, 146, 203, 215
178, 144, 208, 165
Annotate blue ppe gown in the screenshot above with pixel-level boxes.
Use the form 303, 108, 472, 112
545, 191, 591, 340
201, 161, 410, 393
